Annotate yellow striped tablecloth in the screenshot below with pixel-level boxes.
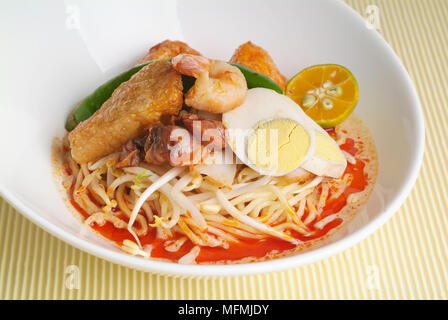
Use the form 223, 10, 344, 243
1, 0, 447, 300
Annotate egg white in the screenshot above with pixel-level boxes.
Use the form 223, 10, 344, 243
222, 88, 317, 176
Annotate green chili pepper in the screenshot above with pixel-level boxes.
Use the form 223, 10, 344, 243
66, 61, 283, 131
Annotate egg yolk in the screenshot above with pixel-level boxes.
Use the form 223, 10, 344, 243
247, 118, 311, 173
314, 131, 345, 162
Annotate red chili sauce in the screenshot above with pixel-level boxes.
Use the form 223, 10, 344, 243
71, 137, 368, 263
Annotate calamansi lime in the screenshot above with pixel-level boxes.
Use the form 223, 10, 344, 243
286, 64, 359, 128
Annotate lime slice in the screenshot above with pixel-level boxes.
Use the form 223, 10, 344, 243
286, 64, 359, 128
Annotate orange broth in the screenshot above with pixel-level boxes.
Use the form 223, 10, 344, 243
71, 137, 368, 263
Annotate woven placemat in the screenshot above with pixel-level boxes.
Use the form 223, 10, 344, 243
1, 0, 447, 299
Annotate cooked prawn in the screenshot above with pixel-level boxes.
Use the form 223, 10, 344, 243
137, 40, 201, 65
230, 41, 286, 91
172, 54, 248, 114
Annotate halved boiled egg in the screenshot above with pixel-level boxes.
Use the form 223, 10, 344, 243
301, 130, 347, 178
222, 88, 346, 178
223, 88, 316, 176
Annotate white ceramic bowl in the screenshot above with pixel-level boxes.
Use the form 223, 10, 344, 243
0, 0, 424, 276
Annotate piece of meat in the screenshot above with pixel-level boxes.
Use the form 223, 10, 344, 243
137, 40, 201, 65
69, 60, 183, 164
230, 41, 286, 91
115, 137, 146, 169
143, 123, 205, 167
115, 113, 227, 168
177, 113, 226, 151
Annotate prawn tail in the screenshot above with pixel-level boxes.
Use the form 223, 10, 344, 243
172, 54, 210, 78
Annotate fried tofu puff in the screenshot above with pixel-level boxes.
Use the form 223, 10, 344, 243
230, 41, 286, 91
69, 60, 183, 164
137, 40, 201, 64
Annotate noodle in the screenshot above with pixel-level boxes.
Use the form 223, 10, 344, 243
178, 246, 200, 265
58, 118, 374, 263
64, 149, 355, 247
216, 189, 298, 244
128, 167, 184, 246
164, 237, 188, 252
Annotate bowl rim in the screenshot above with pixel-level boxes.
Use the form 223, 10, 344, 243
0, 0, 425, 277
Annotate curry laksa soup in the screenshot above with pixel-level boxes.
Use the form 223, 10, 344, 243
53, 40, 378, 264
